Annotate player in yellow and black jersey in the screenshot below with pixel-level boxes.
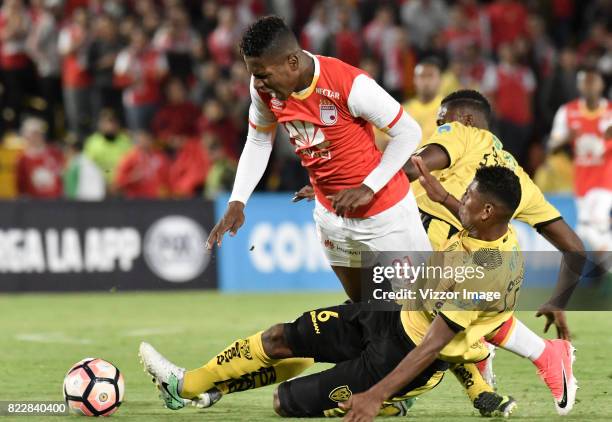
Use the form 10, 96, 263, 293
139, 165, 544, 420
406, 91, 565, 251
291, 89, 582, 416
401, 166, 524, 363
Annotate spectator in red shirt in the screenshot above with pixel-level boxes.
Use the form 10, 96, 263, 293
322, 6, 361, 67
16, 117, 64, 198
381, 27, 417, 101
363, 6, 393, 60
114, 130, 169, 199
167, 136, 210, 198
207, 6, 240, 70
197, 97, 239, 160
152, 6, 202, 80
300, 3, 329, 54
442, 6, 482, 60
58, 7, 93, 142
486, 0, 528, 51
483, 41, 536, 165
151, 77, 200, 145
114, 27, 168, 132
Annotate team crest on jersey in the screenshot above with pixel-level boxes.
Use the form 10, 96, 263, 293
320, 100, 338, 126
329, 385, 352, 402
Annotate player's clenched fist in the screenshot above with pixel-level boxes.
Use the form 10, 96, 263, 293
327, 184, 375, 216
206, 201, 245, 250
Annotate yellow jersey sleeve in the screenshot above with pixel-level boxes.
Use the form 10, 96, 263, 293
418, 122, 470, 167
438, 310, 479, 331
514, 168, 562, 229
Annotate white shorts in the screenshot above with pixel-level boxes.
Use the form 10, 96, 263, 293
576, 188, 612, 251
313, 190, 432, 268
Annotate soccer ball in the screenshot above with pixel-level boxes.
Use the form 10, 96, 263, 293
63, 358, 125, 416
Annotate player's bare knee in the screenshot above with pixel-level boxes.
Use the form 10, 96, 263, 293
272, 387, 288, 417
262, 324, 292, 359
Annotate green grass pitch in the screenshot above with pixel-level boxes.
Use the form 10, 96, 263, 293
1, 291, 611, 421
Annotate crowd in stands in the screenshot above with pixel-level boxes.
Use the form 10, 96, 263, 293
0, 0, 610, 200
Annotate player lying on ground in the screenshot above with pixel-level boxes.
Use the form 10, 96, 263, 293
296, 89, 585, 415
139, 166, 577, 419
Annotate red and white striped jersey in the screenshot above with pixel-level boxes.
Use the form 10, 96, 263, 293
249, 53, 409, 218
551, 99, 612, 196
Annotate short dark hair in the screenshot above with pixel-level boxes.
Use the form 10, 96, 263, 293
577, 65, 602, 77
239, 15, 296, 58
473, 165, 521, 216
417, 56, 443, 72
441, 89, 492, 122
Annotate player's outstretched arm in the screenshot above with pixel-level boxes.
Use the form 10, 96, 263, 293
404, 144, 450, 182
339, 315, 455, 422
412, 156, 461, 219
537, 219, 586, 339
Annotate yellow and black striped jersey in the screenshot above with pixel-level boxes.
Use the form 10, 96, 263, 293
412, 122, 561, 250
400, 225, 524, 363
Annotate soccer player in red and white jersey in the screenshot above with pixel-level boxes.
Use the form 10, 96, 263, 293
549, 68, 612, 251
207, 16, 431, 301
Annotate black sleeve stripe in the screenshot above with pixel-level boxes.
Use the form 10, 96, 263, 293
439, 312, 465, 333
533, 216, 563, 232
425, 143, 452, 169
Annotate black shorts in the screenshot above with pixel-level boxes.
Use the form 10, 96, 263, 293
277, 302, 448, 417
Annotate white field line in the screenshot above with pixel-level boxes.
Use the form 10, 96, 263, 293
16, 332, 94, 344
122, 327, 185, 337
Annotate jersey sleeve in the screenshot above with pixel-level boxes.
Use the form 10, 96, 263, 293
548, 105, 569, 150
438, 310, 479, 332
514, 170, 562, 229
248, 77, 277, 131
417, 122, 469, 167
347, 74, 404, 130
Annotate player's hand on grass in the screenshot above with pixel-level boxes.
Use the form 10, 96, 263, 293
206, 201, 245, 250
292, 185, 315, 202
339, 390, 384, 422
411, 156, 449, 203
327, 184, 374, 216
536, 304, 571, 340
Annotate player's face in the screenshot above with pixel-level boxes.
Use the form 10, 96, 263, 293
458, 181, 488, 229
244, 54, 299, 101
577, 71, 604, 100
414, 64, 441, 97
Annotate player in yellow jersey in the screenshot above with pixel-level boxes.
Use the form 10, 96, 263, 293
139, 165, 577, 419
340, 163, 576, 422
295, 89, 584, 415
401, 91, 582, 416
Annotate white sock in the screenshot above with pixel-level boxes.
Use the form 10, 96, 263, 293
500, 319, 546, 361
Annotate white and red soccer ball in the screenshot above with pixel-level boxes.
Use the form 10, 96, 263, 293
63, 358, 125, 416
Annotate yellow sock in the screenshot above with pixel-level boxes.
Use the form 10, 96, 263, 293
207, 358, 314, 396
181, 331, 314, 398
271, 357, 314, 383
450, 363, 494, 403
